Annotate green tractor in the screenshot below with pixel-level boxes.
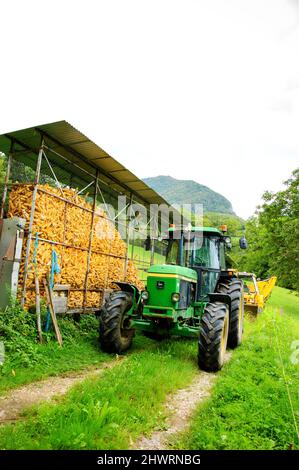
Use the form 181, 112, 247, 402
99, 226, 247, 371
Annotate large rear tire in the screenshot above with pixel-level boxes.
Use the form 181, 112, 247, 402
198, 302, 229, 371
99, 291, 135, 354
217, 278, 244, 348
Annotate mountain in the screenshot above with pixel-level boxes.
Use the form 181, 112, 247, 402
143, 175, 235, 215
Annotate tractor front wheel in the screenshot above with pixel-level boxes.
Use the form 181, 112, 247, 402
99, 291, 135, 354
198, 302, 229, 372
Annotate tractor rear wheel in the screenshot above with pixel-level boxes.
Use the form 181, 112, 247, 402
217, 278, 244, 348
99, 291, 135, 354
198, 302, 229, 371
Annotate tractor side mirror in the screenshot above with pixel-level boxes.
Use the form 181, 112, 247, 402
224, 236, 232, 250
144, 235, 151, 251
239, 236, 248, 249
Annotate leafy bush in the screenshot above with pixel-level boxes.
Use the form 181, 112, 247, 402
0, 301, 99, 372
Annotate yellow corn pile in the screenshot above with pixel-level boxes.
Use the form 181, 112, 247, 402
8, 184, 144, 309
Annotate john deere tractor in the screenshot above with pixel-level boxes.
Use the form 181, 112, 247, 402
99, 226, 247, 371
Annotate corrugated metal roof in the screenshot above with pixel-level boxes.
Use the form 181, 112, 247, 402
0, 120, 170, 208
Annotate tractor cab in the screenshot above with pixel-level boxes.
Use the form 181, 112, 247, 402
165, 226, 227, 299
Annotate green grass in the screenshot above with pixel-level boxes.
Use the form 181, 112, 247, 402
0, 309, 113, 395
171, 287, 299, 450
0, 338, 113, 396
0, 337, 199, 449
1, 287, 298, 450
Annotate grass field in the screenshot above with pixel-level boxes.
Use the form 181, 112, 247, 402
0, 337, 198, 449
0, 286, 298, 450
0, 310, 112, 395
171, 287, 299, 450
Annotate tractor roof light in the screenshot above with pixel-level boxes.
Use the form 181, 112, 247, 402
220, 224, 228, 233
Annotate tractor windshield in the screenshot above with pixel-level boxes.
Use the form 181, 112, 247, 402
191, 235, 220, 268
166, 233, 221, 269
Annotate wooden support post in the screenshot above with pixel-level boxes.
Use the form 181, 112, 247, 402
21, 141, 44, 307
131, 226, 135, 261
124, 193, 133, 279
83, 171, 99, 312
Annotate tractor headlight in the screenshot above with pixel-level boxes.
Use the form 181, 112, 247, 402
171, 292, 180, 303
141, 290, 149, 301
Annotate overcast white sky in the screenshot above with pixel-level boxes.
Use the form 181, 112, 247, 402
1, 0, 298, 219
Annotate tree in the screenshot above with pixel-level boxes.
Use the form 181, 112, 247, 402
238, 168, 299, 291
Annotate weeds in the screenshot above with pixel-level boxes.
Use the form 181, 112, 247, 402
0, 301, 108, 393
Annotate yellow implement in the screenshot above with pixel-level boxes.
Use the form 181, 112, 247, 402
238, 272, 277, 314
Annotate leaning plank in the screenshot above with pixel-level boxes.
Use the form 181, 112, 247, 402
34, 274, 43, 344
43, 277, 63, 347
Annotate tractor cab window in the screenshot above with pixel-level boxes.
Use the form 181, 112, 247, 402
166, 234, 221, 270
189, 235, 221, 298
166, 239, 179, 265
191, 235, 220, 269
219, 241, 226, 270
166, 237, 190, 266
166, 236, 190, 267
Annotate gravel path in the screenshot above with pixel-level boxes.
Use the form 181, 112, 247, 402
0, 358, 122, 423
133, 352, 232, 450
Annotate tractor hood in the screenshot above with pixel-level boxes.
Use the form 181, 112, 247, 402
143, 264, 197, 317
147, 264, 198, 282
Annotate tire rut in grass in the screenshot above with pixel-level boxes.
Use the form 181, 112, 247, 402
0, 357, 124, 424
133, 352, 232, 450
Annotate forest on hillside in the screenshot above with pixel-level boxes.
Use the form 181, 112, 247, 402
143, 175, 235, 214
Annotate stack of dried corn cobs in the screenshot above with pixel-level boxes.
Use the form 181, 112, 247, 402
8, 184, 144, 309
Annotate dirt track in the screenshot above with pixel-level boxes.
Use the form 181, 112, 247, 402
133, 352, 231, 450
0, 359, 122, 423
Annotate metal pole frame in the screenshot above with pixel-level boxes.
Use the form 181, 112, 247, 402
130, 224, 135, 262
150, 232, 156, 267
150, 213, 160, 266
0, 141, 14, 219
21, 140, 44, 307
123, 193, 133, 280
83, 170, 99, 312
30, 234, 126, 259
42, 149, 64, 196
